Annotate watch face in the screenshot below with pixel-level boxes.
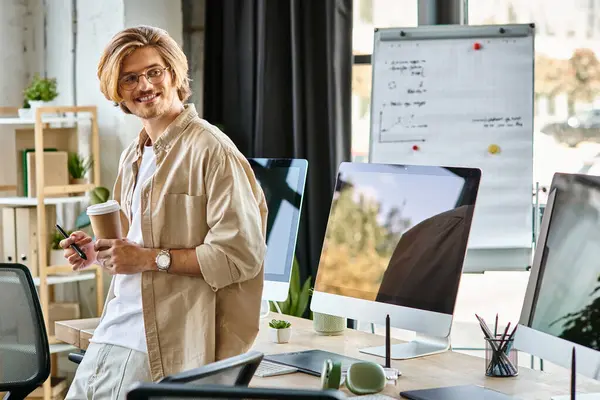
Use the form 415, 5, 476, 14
157, 254, 169, 268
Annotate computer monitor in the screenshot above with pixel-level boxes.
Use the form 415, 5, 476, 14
248, 158, 308, 302
310, 162, 481, 359
515, 172, 600, 381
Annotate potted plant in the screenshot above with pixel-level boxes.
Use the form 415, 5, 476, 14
268, 319, 292, 344
48, 230, 68, 267
22, 74, 58, 116
18, 99, 31, 119
68, 152, 93, 187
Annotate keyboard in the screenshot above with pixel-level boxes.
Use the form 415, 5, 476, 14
254, 360, 298, 377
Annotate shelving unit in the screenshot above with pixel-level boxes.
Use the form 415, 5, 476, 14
0, 105, 104, 400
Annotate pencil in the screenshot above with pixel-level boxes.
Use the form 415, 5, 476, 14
495, 313, 498, 337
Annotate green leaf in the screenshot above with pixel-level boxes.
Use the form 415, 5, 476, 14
75, 212, 90, 229
295, 275, 312, 317
23, 74, 58, 102
290, 257, 300, 296
269, 319, 291, 329
90, 186, 110, 204
68, 152, 93, 179
269, 256, 312, 318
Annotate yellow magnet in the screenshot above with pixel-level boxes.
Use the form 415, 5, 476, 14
488, 144, 501, 154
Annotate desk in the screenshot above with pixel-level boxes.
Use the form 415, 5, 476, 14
56, 314, 600, 399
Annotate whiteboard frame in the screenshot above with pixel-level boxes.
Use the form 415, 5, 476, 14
367, 23, 536, 273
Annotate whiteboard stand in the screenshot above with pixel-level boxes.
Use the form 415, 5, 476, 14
368, 24, 536, 273
532, 181, 540, 260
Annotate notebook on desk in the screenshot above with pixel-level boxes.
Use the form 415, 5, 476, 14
400, 385, 520, 400
263, 349, 365, 377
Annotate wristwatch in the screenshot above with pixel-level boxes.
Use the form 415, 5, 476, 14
155, 249, 171, 272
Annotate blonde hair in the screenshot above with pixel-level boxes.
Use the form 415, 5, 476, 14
97, 25, 191, 113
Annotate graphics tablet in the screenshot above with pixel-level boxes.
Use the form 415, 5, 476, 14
264, 349, 365, 376
400, 385, 519, 400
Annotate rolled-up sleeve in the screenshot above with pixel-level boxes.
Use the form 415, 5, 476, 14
196, 150, 267, 290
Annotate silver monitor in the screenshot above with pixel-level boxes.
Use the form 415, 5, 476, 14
515, 172, 600, 381
310, 162, 481, 359
248, 158, 308, 302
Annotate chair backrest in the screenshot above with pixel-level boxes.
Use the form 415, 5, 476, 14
158, 350, 263, 386
0, 264, 50, 400
126, 382, 347, 400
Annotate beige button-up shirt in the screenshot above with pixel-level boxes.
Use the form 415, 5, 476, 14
103, 104, 267, 381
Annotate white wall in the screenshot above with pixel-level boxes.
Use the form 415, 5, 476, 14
183, 0, 205, 115
45, 0, 75, 106
0, 0, 33, 107
124, 0, 184, 46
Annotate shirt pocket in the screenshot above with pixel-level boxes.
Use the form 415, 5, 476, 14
160, 193, 207, 248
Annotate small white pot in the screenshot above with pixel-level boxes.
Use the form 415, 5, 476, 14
49, 249, 65, 267
28, 100, 57, 117
269, 327, 292, 343
18, 108, 32, 119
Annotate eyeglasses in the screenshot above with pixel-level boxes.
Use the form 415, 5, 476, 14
119, 66, 169, 91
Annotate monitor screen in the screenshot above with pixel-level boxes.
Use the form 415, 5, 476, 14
314, 162, 480, 315
248, 158, 307, 284
527, 173, 600, 351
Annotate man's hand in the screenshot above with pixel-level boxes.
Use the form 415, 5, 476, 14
94, 239, 155, 275
59, 231, 97, 271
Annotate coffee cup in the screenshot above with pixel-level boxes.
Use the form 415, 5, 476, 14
86, 200, 122, 239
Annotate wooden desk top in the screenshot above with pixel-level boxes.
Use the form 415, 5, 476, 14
56, 314, 600, 399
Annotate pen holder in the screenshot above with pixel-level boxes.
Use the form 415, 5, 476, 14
484, 335, 518, 377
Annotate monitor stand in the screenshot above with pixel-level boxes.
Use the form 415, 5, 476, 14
259, 299, 271, 319
552, 394, 600, 399
359, 332, 450, 360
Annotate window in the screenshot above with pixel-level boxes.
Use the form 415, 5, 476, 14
470, 0, 600, 187
351, 0, 418, 162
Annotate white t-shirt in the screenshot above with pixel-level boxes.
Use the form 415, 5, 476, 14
90, 146, 156, 353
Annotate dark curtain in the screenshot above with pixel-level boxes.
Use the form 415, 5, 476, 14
203, 0, 353, 285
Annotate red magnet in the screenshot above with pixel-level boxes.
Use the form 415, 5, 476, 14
473, 42, 482, 50
412, 145, 419, 151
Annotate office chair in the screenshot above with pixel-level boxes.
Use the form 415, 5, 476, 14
126, 382, 347, 399
0, 264, 51, 400
158, 350, 264, 386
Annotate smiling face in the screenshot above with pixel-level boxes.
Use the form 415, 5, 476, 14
119, 46, 178, 120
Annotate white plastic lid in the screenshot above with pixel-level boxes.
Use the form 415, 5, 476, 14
86, 199, 121, 216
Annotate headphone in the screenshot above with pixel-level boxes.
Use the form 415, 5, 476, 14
321, 359, 386, 395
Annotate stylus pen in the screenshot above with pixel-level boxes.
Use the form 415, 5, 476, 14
385, 314, 391, 368
56, 224, 87, 260
571, 347, 576, 400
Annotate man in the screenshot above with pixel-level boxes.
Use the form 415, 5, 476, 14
60, 25, 267, 399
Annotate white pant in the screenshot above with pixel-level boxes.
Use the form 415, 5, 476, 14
65, 343, 152, 400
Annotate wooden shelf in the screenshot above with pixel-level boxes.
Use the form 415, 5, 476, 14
0, 105, 102, 400
0, 271, 96, 286
0, 342, 75, 355
49, 343, 77, 354
44, 183, 94, 196
0, 195, 87, 206
33, 271, 97, 286
0, 115, 92, 126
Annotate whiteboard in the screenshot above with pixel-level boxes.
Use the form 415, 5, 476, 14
368, 24, 535, 271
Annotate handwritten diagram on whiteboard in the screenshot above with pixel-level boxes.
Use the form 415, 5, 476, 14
369, 25, 535, 254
